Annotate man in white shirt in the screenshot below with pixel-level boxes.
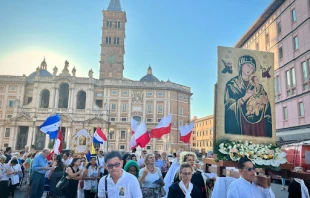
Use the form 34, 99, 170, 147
227, 157, 275, 198
96, 149, 105, 175
98, 151, 142, 198
63, 152, 72, 166
138, 150, 147, 168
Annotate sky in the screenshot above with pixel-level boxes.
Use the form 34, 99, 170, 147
0, 0, 272, 118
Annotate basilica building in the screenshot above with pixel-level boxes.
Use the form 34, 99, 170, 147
0, 0, 192, 153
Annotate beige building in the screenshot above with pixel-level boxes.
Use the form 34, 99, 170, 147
0, 0, 192, 153
191, 115, 214, 152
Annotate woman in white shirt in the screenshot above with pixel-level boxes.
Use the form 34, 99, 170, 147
139, 153, 165, 198
7, 158, 21, 198
0, 155, 9, 198
83, 156, 101, 198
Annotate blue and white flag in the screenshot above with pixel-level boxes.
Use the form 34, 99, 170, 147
40, 114, 61, 139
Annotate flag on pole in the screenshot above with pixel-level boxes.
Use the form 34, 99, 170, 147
129, 135, 138, 150
179, 123, 194, 143
86, 143, 96, 162
129, 118, 139, 149
134, 122, 150, 148
150, 114, 172, 138
47, 128, 62, 160
93, 127, 107, 144
131, 118, 138, 134
40, 114, 61, 139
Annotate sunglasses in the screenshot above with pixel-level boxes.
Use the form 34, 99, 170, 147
244, 167, 255, 172
181, 172, 192, 176
106, 162, 121, 169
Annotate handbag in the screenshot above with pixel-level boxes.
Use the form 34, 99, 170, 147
56, 175, 69, 191
157, 168, 166, 196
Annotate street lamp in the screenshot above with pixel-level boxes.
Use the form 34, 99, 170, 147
31, 116, 37, 149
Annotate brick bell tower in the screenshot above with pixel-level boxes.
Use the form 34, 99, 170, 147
99, 0, 126, 79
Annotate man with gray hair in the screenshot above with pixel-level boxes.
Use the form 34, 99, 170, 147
98, 151, 142, 198
30, 149, 53, 198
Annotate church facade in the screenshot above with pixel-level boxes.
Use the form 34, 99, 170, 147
0, 0, 192, 153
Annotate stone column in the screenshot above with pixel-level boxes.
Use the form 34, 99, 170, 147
168, 91, 171, 114
0, 127, 3, 148
26, 126, 32, 147
152, 139, 156, 152
10, 126, 17, 150
69, 87, 75, 110
87, 88, 92, 111
49, 86, 56, 109
117, 99, 121, 120
128, 91, 132, 118
66, 128, 71, 149
142, 90, 146, 120
54, 88, 59, 108
45, 135, 49, 150
115, 129, 119, 150
32, 84, 39, 108
153, 100, 157, 121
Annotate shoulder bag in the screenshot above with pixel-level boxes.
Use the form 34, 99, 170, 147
105, 175, 109, 198
56, 168, 70, 191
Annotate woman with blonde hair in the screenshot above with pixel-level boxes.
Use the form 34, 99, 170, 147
173, 152, 213, 198
139, 153, 165, 198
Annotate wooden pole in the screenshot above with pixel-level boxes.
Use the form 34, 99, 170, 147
213, 83, 217, 151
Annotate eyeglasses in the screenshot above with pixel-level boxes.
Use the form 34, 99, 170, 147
244, 167, 255, 172
106, 162, 121, 169
181, 172, 192, 176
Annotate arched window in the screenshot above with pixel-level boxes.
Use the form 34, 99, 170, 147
58, 83, 69, 108
40, 89, 50, 108
76, 90, 86, 109
133, 116, 141, 122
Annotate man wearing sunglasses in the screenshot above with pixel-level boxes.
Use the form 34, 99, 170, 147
227, 157, 275, 198
98, 151, 142, 198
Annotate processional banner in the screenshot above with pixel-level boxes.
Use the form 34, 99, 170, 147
215, 46, 276, 145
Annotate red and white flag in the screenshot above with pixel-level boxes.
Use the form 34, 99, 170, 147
47, 128, 62, 160
135, 122, 150, 148
131, 118, 138, 134
129, 118, 139, 149
179, 123, 194, 143
150, 114, 172, 138
129, 135, 138, 150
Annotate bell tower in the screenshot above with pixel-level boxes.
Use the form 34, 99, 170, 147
99, 0, 126, 79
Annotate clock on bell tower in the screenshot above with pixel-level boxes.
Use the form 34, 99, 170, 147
99, 0, 126, 79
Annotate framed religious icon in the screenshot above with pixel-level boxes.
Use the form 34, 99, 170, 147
71, 128, 93, 153
215, 46, 276, 146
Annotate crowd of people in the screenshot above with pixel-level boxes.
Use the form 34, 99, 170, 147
0, 146, 309, 198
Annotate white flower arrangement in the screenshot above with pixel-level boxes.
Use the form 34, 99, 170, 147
216, 140, 287, 168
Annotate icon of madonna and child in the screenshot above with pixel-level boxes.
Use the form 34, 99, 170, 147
224, 55, 272, 137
